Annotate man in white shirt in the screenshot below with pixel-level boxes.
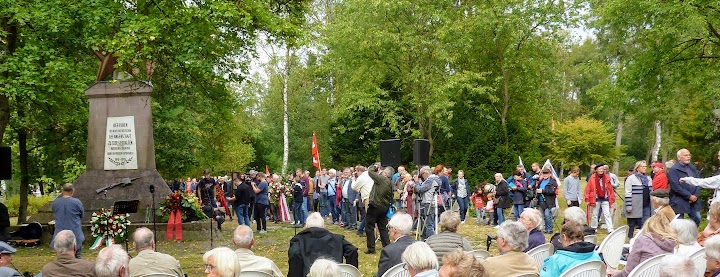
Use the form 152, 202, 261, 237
352, 165, 374, 208
233, 225, 283, 277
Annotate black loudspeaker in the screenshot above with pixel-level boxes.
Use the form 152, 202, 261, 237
379, 139, 401, 167
0, 146, 10, 180
413, 139, 430, 166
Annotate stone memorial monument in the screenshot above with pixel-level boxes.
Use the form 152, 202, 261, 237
69, 80, 172, 222
32, 53, 171, 223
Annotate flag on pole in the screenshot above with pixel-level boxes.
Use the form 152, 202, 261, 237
312, 132, 321, 170
542, 159, 561, 185
518, 156, 525, 168
265, 165, 270, 176
279, 195, 292, 222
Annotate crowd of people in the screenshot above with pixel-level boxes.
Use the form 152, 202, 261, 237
4, 147, 720, 276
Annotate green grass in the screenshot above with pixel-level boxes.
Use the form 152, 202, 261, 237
18, 176, 706, 276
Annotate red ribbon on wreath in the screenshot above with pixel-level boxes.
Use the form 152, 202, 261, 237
166, 193, 183, 241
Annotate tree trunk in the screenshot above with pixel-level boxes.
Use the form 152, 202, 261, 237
651, 120, 661, 162
0, 19, 18, 142
17, 100, 29, 224
612, 114, 624, 176
497, 42, 510, 147
281, 47, 291, 176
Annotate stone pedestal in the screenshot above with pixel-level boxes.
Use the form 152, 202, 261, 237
31, 81, 172, 223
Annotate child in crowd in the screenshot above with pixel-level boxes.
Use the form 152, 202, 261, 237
486, 193, 495, 226
292, 176, 306, 227
470, 185, 486, 225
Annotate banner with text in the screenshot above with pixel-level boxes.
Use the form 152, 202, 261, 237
104, 116, 138, 170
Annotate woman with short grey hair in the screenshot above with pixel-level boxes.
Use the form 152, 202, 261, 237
425, 211, 472, 266
401, 242, 439, 277
308, 258, 340, 277
670, 219, 702, 256
705, 236, 720, 277
202, 247, 241, 277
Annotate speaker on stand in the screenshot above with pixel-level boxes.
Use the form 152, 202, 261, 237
0, 146, 10, 180
413, 139, 430, 166
379, 139, 401, 167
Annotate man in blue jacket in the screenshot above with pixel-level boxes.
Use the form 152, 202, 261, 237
668, 148, 701, 226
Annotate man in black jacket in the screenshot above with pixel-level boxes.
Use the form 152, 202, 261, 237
288, 212, 358, 277
375, 213, 415, 277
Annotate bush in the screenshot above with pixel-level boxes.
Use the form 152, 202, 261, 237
5, 195, 55, 217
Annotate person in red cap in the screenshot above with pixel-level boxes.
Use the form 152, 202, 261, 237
651, 162, 668, 190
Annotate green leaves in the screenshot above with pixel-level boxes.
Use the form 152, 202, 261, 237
545, 116, 623, 168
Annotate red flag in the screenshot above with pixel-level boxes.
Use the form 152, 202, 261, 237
312, 132, 321, 170
265, 165, 270, 175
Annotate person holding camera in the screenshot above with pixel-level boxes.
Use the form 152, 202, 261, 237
415, 166, 441, 240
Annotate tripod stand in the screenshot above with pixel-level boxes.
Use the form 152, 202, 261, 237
415, 183, 439, 240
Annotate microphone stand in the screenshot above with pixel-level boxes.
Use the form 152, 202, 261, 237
150, 185, 157, 251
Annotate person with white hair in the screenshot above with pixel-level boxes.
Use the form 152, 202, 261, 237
202, 247, 240, 277
232, 225, 283, 277
425, 211, 472, 266
668, 148, 701, 226
669, 219, 702, 256
493, 173, 511, 225
481, 221, 538, 276
375, 213, 416, 277
401, 242, 439, 277
95, 245, 130, 277
659, 254, 698, 277
287, 212, 358, 277
128, 227, 184, 277
624, 160, 653, 239
519, 208, 545, 252
550, 207, 596, 250
706, 236, 720, 276
41, 230, 96, 276
650, 189, 675, 222
307, 259, 341, 277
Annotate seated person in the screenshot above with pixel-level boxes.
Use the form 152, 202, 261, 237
375, 213, 415, 277
481, 221, 539, 277
438, 249, 488, 277
129, 227, 184, 277
401, 242, 438, 277
288, 212, 358, 277
550, 207, 595, 251
519, 208, 545, 252
700, 202, 720, 246
425, 211, 472, 266
705, 236, 720, 277
607, 214, 677, 277
658, 254, 698, 277
308, 259, 340, 277
540, 222, 600, 277
669, 219, 702, 256
42, 230, 96, 277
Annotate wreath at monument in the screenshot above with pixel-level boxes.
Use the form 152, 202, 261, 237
89, 208, 130, 250
158, 191, 207, 222
268, 181, 293, 203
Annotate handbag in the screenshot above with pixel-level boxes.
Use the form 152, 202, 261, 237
386, 203, 396, 218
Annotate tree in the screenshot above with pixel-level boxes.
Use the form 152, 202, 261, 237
545, 116, 622, 169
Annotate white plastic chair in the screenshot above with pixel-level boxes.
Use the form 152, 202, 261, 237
584, 235, 597, 244
467, 249, 490, 260
239, 271, 273, 277
381, 263, 410, 277
526, 243, 554, 270
559, 260, 606, 277
596, 225, 628, 269
626, 254, 668, 277
689, 248, 707, 275
337, 264, 362, 277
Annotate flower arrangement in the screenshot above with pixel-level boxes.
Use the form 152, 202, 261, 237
90, 208, 130, 243
269, 181, 293, 203
158, 191, 207, 222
